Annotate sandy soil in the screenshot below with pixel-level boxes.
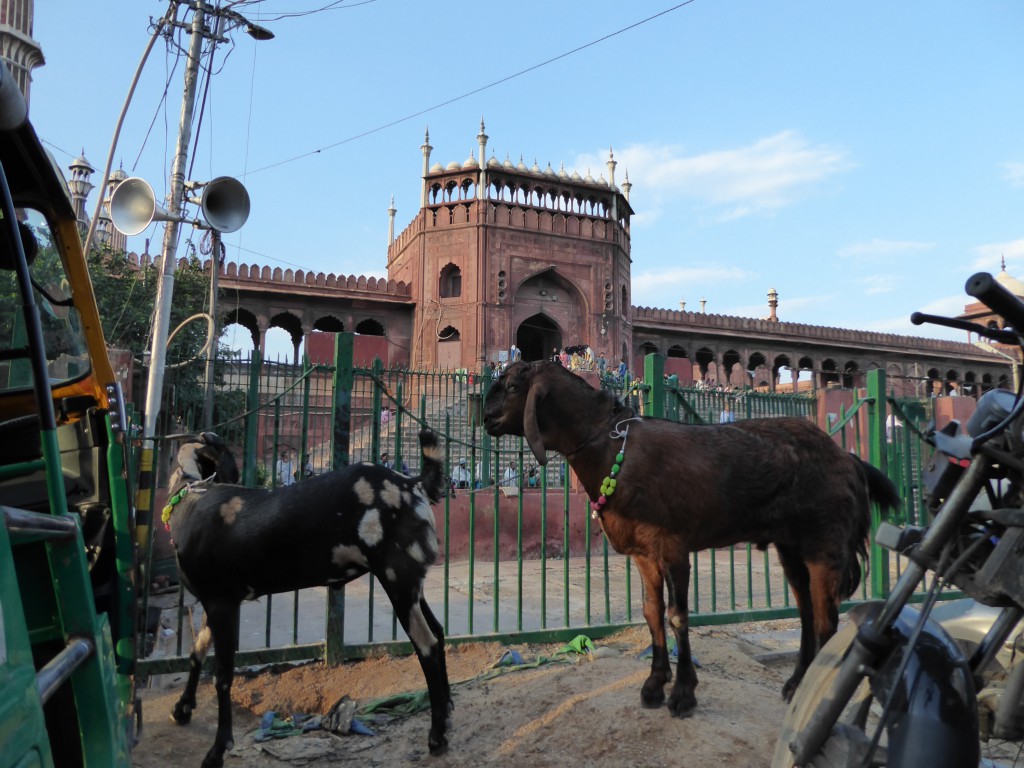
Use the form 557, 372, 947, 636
131, 620, 800, 768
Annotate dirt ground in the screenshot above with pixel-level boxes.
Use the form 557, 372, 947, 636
131, 619, 801, 768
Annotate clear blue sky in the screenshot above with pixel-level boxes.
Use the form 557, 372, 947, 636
28, 1, 1024, 357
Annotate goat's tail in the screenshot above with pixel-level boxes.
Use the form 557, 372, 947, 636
861, 458, 902, 512
416, 429, 446, 503
842, 457, 901, 598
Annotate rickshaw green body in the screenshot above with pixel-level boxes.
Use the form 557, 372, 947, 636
0, 59, 136, 767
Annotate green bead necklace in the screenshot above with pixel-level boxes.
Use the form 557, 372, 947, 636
161, 486, 190, 529
591, 418, 639, 518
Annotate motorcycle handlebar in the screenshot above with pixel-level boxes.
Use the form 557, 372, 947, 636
965, 272, 1024, 333
910, 311, 1020, 345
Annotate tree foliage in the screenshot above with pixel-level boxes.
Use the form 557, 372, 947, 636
88, 244, 211, 358
88, 244, 245, 435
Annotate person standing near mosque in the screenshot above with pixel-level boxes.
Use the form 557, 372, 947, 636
276, 448, 296, 487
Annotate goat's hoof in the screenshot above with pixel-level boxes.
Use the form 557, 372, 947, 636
640, 684, 665, 709
782, 672, 805, 702
667, 692, 697, 719
200, 751, 224, 768
170, 702, 193, 725
429, 733, 449, 756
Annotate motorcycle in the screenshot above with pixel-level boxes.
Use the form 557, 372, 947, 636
936, 598, 1024, 754
773, 272, 1024, 768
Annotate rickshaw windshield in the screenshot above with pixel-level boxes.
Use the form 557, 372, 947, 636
0, 206, 91, 393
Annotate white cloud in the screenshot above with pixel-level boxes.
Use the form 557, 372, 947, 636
575, 131, 852, 223
971, 239, 1024, 272
631, 265, 753, 308
1003, 161, 1024, 187
836, 239, 934, 260
857, 274, 896, 295
726, 293, 832, 319
859, 294, 969, 339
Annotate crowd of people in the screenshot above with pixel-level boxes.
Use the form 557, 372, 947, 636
275, 448, 313, 486
449, 456, 547, 494
487, 344, 630, 385
545, 346, 632, 385
690, 378, 737, 393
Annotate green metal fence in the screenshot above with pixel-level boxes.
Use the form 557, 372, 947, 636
818, 372, 936, 600
137, 342, 928, 676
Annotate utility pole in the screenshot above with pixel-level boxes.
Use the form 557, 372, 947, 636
129, 3, 269, 552
142, 1, 205, 443
203, 228, 221, 429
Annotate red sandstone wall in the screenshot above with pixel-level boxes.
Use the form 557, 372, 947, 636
664, 357, 693, 382
305, 332, 390, 367
933, 396, 976, 435
437, 489, 605, 562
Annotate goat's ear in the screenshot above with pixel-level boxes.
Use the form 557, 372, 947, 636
194, 442, 227, 478
176, 441, 203, 480
523, 376, 549, 466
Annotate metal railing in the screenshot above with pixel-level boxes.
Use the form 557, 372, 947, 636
137, 344, 928, 676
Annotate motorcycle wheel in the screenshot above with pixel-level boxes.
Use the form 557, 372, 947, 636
772, 622, 886, 768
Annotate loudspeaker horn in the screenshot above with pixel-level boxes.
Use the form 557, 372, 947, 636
200, 176, 250, 233
109, 177, 176, 236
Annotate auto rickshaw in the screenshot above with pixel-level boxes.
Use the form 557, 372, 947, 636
0, 58, 137, 766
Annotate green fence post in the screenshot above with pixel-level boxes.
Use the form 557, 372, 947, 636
395, 379, 405, 467
866, 368, 889, 598
330, 333, 354, 471
272, 401, 281, 488
644, 353, 665, 418
480, 371, 493, 482
299, 353, 312, 478
327, 332, 354, 665
370, 357, 384, 465
242, 348, 261, 487
666, 375, 680, 422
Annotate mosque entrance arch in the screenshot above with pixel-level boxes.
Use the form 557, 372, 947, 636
516, 313, 561, 362
510, 268, 585, 363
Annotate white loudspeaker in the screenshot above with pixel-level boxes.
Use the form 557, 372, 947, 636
200, 176, 250, 233
109, 177, 174, 236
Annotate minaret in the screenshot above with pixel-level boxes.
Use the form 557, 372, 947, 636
387, 195, 396, 245
477, 118, 488, 199
67, 150, 95, 233
0, 0, 45, 101
420, 128, 432, 208
768, 288, 779, 322
96, 164, 128, 253
621, 169, 632, 203
606, 147, 617, 220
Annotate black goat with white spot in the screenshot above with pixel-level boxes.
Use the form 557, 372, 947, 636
164, 429, 451, 768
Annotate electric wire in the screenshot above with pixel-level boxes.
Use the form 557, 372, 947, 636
131, 46, 181, 175
78, 0, 178, 258
254, 0, 374, 20
240, 1, 697, 177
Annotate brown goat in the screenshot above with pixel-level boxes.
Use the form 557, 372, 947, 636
483, 361, 898, 717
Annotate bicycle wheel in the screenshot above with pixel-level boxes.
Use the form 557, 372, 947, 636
772, 622, 884, 768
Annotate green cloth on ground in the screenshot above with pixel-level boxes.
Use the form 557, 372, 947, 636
357, 635, 601, 719
255, 713, 306, 742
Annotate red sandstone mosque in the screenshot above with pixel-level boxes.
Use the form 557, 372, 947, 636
59, 122, 1024, 398
4, 5, 1016, 398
